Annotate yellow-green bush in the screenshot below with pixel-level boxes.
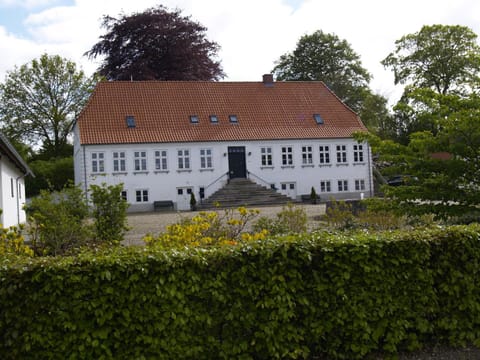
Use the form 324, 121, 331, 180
0, 225, 33, 257
144, 207, 267, 248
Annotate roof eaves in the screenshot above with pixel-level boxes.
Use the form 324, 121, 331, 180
0, 132, 34, 177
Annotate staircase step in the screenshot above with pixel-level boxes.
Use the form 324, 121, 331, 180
199, 178, 295, 209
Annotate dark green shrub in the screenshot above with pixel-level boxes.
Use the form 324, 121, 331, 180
253, 203, 307, 235
90, 183, 129, 245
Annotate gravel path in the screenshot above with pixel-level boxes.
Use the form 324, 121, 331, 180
123, 203, 325, 246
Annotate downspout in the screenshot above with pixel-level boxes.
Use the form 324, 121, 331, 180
367, 143, 373, 198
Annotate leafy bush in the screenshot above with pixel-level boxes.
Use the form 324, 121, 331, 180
144, 207, 266, 249
253, 203, 308, 235
323, 198, 356, 230
26, 185, 91, 256
90, 183, 129, 245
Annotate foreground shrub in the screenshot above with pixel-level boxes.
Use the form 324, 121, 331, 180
90, 183, 129, 245
25, 185, 91, 256
144, 207, 266, 248
252, 203, 307, 235
2, 225, 480, 359
0, 224, 33, 257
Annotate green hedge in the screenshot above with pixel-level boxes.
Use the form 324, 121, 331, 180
1, 225, 480, 359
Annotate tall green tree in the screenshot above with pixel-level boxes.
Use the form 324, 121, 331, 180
86, 5, 224, 81
358, 91, 480, 218
0, 54, 97, 157
272, 30, 390, 131
382, 24, 480, 95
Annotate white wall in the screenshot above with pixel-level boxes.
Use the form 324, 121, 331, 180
75, 138, 373, 212
0, 157, 27, 227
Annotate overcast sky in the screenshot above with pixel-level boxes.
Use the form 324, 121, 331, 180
1, 0, 480, 104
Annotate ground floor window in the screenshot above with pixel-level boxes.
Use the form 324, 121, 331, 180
121, 190, 128, 201
135, 189, 149, 202
338, 180, 348, 192
355, 179, 366, 191
320, 180, 331, 193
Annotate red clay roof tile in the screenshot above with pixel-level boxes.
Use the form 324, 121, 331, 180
77, 80, 367, 145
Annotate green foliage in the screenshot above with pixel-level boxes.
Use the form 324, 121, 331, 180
310, 186, 317, 204
89, 183, 129, 245
253, 203, 307, 235
25, 156, 73, 197
190, 192, 197, 210
26, 185, 91, 256
0, 53, 98, 156
324, 198, 356, 230
2, 225, 480, 358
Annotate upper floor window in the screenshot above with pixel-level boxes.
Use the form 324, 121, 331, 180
281, 146, 293, 166
134, 151, 147, 171
91, 152, 105, 173
113, 151, 126, 172
302, 146, 313, 165
319, 145, 330, 164
229, 115, 238, 123
209, 115, 218, 123
190, 115, 199, 124
261, 147, 272, 166
336, 145, 347, 164
177, 149, 191, 170
353, 144, 364, 163
155, 150, 168, 171
200, 148, 213, 169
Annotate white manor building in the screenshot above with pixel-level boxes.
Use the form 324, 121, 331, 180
74, 75, 373, 212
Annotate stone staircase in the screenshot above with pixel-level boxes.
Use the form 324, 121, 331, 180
199, 178, 294, 209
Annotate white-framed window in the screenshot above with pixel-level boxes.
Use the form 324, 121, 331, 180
336, 145, 347, 164
121, 190, 128, 201
200, 148, 213, 169
10, 178, 14, 197
177, 149, 191, 170
155, 150, 168, 171
319, 145, 330, 164
134, 151, 147, 171
261, 147, 273, 166
281, 146, 293, 166
91, 152, 105, 173
355, 179, 366, 191
320, 180, 331, 193
113, 151, 126, 172
353, 144, 364, 163
135, 189, 149, 203
302, 146, 313, 165
338, 180, 348, 192
18, 182, 22, 199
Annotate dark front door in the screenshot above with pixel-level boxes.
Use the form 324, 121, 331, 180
228, 146, 246, 179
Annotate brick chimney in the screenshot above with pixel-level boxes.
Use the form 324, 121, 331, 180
262, 74, 274, 87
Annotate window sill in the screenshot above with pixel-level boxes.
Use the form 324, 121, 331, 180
318, 164, 332, 167
133, 171, 149, 175
200, 168, 214, 172
154, 170, 169, 174
336, 163, 349, 167
301, 164, 314, 168
353, 162, 366, 166
177, 169, 192, 173
281, 165, 295, 169
90, 173, 106, 176
112, 172, 128, 175
260, 166, 274, 170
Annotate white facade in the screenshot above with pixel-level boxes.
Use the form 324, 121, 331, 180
0, 155, 28, 227
74, 134, 373, 212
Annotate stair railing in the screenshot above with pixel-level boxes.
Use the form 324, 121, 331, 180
247, 170, 276, 190
203, 171, 229, 202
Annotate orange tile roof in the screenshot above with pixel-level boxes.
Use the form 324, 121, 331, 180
77, 80, 367, 145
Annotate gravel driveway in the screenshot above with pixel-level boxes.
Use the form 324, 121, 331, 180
123, 203, 325, 246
